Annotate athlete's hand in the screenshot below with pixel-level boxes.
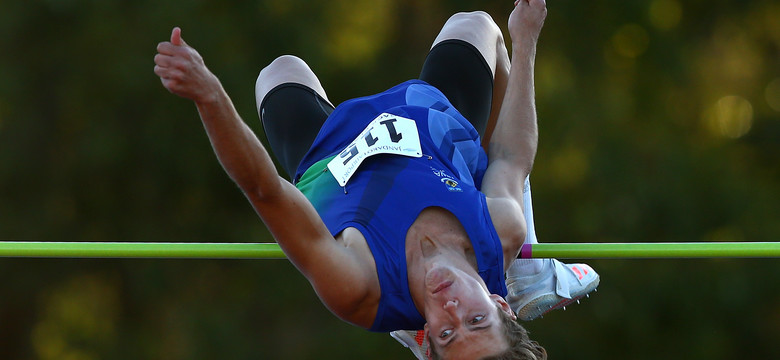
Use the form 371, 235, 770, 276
508, 0, 547, 53
154, 27, 220, 103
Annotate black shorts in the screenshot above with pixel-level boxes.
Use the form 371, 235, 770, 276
259, 39, 494, 178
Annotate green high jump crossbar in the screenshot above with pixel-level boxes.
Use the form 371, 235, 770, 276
0, 241, 779, 259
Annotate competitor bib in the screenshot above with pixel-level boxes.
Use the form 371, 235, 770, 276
328, 113, 422, 186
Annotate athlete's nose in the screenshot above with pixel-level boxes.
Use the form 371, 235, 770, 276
444, 300, 459, 314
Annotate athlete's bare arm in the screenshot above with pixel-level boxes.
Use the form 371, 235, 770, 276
153, 28, 375, 324
481, 0, 547, 262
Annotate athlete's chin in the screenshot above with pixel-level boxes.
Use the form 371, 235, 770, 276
424, 264, 455, 293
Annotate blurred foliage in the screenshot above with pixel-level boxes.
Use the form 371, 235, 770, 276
1, 0, 779, 359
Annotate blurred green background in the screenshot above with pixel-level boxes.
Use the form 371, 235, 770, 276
1, 0, 779, 359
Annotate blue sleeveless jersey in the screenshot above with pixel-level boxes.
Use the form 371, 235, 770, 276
295, 80, 507, 332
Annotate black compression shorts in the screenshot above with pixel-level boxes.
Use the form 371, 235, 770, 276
259, 39, 494, 178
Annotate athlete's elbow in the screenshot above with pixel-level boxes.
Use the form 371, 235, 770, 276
238, 174, 286, 203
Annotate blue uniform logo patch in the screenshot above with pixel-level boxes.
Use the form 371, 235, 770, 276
431, 167, 462, 192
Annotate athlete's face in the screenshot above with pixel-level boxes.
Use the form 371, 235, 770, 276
423, 264, 515, 360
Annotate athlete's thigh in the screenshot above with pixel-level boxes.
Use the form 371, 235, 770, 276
419, 12, 502, 137
255, 55, 335, 179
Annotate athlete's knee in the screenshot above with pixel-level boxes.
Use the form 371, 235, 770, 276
448, 11, 494, 23
267, 54, 309, 70
257, 55, 310, 84
445, 11, 501, 36
436, 11, 504, 54
433, 11, 504, 76
255, 55, 324, 110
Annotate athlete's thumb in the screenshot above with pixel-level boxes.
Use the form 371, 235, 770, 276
170, 27, 187, 47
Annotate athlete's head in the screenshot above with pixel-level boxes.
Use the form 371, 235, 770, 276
422, 263, 546, 360
428, 306, 547, 360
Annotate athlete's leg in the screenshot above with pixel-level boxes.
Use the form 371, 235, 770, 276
255, 55, 335, 179
419, 11, 510, 145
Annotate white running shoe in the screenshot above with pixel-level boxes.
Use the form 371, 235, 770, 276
390, 330, 431, 360
506, 259, 600, 321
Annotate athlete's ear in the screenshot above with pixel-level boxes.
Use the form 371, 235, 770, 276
490, 294, 517, 320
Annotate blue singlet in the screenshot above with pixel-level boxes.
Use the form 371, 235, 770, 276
295, 80, 507, 332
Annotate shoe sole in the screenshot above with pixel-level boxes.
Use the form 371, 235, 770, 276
516, 276, 600, 321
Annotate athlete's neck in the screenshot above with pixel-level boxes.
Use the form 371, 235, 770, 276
406, 207, 480, 314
